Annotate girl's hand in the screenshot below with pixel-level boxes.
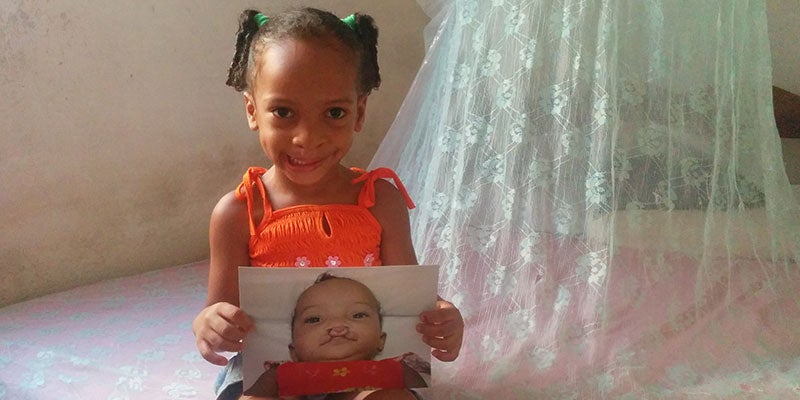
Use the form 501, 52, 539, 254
192, 302, 254, 366
417, 298, 464, 362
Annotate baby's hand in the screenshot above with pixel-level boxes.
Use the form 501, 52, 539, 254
192, 302, 254, 366
417, 298, 464, 362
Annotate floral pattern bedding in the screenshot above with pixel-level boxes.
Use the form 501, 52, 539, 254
3, 255, 800, 399
0, 262, 220, 400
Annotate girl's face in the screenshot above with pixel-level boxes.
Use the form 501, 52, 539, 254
244, 37, 367, 189
290, 278, 386, 362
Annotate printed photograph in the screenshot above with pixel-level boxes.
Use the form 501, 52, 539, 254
238, 265, 439, 398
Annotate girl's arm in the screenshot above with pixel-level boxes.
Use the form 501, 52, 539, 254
206, 191, 251, 306
369, 179, 418, 266
193, 190, 254, 366
370, 181, 464, 362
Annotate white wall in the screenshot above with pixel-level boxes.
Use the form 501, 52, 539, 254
0, 1, 428, 306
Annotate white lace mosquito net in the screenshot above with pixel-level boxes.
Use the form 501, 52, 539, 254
370, 0, 800, 397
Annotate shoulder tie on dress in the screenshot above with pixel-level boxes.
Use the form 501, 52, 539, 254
351, 167, 416, 209
235, 167, 271, 235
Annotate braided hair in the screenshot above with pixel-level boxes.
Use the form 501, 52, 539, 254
226, 7, 381, 96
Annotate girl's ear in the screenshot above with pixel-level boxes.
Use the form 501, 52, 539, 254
244, 92, 259, 131
354, 95, 368, 133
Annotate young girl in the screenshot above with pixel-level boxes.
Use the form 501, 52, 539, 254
191, 7, 463, 400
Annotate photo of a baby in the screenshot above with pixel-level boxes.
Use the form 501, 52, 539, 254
238, 265, 438, 399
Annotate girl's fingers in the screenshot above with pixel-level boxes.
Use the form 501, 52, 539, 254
205, 318, 248, 353
417, 302, 464, 361
416, 318, 460, 339
216, 303, 255, 331
431, 349, 459, 362
215, 335, 246, 353
192, 303, 254, 367
196, 304, 251, 355
420, 331, 461, 355
197, 338, 231, 366
210, 316, 249, 343
419, 304, 461, 325
421, 334, 457, 349
421, 327, 461, 361
415, 300, 464, 362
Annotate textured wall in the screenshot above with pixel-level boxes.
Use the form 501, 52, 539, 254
0, 1, 427, 306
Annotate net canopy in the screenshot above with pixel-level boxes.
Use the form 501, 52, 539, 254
371, 0, 800, 397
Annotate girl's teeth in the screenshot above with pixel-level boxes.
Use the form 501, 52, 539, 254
290, 156, 316, 166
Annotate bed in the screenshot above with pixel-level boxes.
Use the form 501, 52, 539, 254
426, 186, 800, 399
0, 261, 220, 400
0, 185, 800, 400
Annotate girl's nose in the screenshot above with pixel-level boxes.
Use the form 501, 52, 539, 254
292, 123, 325, 149
328, 325, 349, 337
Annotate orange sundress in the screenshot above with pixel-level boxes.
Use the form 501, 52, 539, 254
234, 167, 415, 268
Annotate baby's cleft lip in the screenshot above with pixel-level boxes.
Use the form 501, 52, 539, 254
320, 336, 357, 345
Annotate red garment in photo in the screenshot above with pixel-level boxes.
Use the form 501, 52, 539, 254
276, 359, 404, 396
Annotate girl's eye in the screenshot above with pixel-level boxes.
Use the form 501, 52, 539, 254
272, 108, 293, 118
353, 312, 369, 319
304, 316, 320, 324
326, 107, 347, 119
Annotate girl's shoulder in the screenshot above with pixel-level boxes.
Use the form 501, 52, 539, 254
372, 179, 409, 209
351, 167, 415, 210
208, 190, 251, 263
211, 190, 251, 230
359, 168, 418, 265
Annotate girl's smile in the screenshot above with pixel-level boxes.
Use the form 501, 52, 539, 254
244, 37, 367, 191
285, 154, 325, 173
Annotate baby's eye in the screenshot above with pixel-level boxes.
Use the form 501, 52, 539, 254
352, 312, 369, 319
326, 107, 347, 119
272, 107, 293, 119
304, 316, 320, 324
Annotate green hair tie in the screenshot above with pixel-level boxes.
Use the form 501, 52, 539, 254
254, 13, 268, 28
340, 14, 357, 31
254, 12, 353, 31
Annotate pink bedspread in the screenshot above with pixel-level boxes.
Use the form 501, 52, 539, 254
0, 262, 220, 400
3, 255, 799, 399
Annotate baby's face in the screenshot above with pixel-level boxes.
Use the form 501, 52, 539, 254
290, 278, 385, 362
